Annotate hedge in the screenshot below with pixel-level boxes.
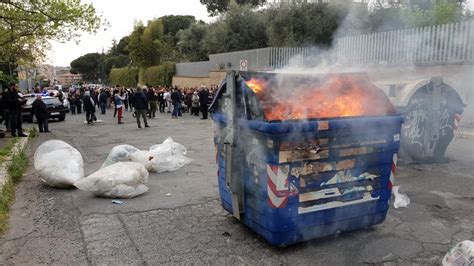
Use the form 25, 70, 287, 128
142, 62, 176, 87
109, 67, 139, 88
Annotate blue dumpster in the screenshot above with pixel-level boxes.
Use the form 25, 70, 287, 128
211, 71, 404, 246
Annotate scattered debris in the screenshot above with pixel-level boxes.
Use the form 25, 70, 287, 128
442, 240, 474, 266
393, 186, 410, 208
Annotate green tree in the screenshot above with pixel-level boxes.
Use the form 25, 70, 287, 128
70, 53, 101, 82
367, 0, 470, 31
203, 4, 268, 54
177, 23, 209, 61
127, 20, 166, 68
200, 0, 266, 16
0, 0, 104, 64
266, 2, 344, 46
161, 15, 196, 46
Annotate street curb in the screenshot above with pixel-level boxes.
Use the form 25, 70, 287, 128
455, 128, 474, 139
0, 137, 29, 190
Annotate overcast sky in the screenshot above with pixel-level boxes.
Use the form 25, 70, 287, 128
45, 0, 212, 67
46, 0, 474, 67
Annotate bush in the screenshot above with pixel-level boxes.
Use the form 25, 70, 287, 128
142, 62, 176, 87
109, 67, 139, 87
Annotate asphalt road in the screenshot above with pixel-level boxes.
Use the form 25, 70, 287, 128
0, 110, 473, 265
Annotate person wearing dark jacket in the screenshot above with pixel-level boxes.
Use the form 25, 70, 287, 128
170, 88, 181, 119
32, 95, 50, 132
198, 87, 209, 120
133, 88, 149, 128
99, 89, 107, 114
83, 91, 95, 124
75, 93, 82, 114
5, 83, 27, 137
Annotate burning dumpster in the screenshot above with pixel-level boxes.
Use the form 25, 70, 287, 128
210, 71, 404, 246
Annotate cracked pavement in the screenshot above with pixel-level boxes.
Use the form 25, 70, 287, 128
0, 112, 473, 265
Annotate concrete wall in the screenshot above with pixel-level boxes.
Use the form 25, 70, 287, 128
176, 61, 214, 77
172, 71, 226, 88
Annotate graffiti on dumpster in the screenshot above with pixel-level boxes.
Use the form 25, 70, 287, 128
402, 100, 426, 148
439, 107, 453, 137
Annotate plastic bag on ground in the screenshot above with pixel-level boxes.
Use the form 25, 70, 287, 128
149, 137, 187, 156
393, 186, 410, 208
74, 162, 149, 198
100, 144, 139, 169
148, 137, 191, 173
442, 240, 474, 266
128, 150, 154, 172
34, 140, 84, 188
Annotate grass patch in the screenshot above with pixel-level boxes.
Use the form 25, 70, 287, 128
0, 147, 28, 234
0, 138, 17, 159
28, 127, 38, 139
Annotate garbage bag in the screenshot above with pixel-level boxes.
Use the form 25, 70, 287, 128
148, 137, 191, 173
393, 186, 410, 208
74, 162, 149, 198
149, 137, 187, 156
442, 240, 474, 266
128, 150, 154, 172
100, 144, 139, 169
34, 140, 84, 188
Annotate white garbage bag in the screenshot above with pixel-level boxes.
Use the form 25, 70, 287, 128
149, 137, 187, 156
393, 186, 410, 208
128, 150, 154, 172
34, 140, 84, 188
74, 162, 149, 198
100, 144, 139, 169
442, 240, 474, 266
148, 137, 191, 173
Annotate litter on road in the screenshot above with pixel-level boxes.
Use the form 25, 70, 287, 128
74, 162, 149, 198
34, 140, 84, 188
443, 240, 474, 266
393, 186, 410, 208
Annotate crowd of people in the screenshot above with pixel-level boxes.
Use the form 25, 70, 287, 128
67, 84, 218, 128
0, 82, 218, 137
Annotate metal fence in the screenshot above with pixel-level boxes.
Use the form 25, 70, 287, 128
336, 20, 474, 65
175, 20, 474, 76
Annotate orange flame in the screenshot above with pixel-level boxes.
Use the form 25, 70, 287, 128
246, 78, 266, 95
245, 74, 395, 121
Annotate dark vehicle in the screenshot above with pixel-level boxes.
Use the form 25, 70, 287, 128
22, 96, 68, 122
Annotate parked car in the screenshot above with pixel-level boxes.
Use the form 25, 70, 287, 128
21, 95, 68, 122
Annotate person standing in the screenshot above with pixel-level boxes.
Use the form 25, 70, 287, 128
32, 95, 50, 133
191, 91, 200, 116
99, 89, 107, 114
5, 83, 27, 137
83, 91, 96, 125
75, 92, 82, 114
158, 88, 165, 113
148, 88, 158, 118
164, 89, 172, 113
114, 90, 125, 124
124, 89, 130, 111
1, 88, 9, 131
171, 88, 181, 119
198, 86, 209, 120
68, 93, 76, 115
133, 87, 149, 128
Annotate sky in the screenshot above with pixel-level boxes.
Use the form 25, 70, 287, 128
46, 0, 474, 67
45, 0, 212, 67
